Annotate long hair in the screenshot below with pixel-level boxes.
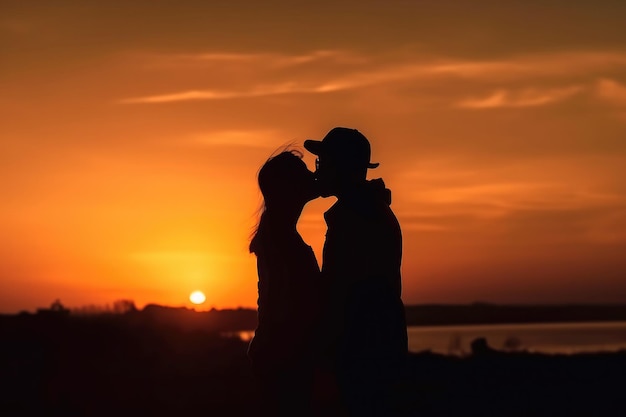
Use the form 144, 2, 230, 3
249, 148, 304, 254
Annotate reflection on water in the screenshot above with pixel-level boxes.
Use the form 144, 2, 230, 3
227, 321, 626, 355
221, 330, 255, 342
407, 321, 626, 355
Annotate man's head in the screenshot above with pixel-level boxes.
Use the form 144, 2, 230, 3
304, 127, 378, 197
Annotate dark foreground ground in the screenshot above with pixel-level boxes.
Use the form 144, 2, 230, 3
1, 313, 624, 417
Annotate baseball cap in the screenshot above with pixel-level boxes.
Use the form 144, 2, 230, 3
304, 127, 379, 169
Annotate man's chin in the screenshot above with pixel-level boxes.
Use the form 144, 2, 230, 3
306, 192, 322, 202
315, 181, 336, 198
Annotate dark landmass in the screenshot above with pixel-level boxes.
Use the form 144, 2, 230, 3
1, 310, 624, 416
138, 302, 626, 329
6, 302, 626, 331
403, 303, 626, 326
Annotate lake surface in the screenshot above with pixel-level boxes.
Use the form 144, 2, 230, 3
407, 321, 626, 354
235, 321, 626, 355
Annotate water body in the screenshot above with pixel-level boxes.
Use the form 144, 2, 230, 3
408, 321, 626, 354
234, 321, 626, 355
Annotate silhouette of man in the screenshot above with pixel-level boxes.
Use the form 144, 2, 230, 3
305, 127, 408, 416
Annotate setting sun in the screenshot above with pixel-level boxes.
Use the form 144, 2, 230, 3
189, 291, 206, 305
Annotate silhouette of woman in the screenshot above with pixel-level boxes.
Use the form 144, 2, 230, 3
248, 150, 321, 417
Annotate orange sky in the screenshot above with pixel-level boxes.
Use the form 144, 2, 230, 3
2, 1, 626, 312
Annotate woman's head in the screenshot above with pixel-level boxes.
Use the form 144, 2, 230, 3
257, 150, 318, 210
250, 149, 318, 253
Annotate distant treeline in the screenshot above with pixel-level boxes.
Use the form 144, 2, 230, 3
8, 302, 626, 332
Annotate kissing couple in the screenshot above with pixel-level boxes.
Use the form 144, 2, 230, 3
248, 127, 408, 417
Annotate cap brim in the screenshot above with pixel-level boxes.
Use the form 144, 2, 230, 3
304, 139, 323, 155
305, 139, 379, 168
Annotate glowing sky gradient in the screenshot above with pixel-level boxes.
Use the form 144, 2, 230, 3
2, 1, 626, 312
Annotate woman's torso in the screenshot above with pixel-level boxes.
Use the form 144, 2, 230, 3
249, 231, 321, 364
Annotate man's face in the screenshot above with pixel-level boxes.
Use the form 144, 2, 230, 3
314, 154, 339, 197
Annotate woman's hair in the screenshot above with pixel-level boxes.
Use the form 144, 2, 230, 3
249, 149, 304, 253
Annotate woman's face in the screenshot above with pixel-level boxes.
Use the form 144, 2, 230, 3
260, 153, 320, 210
314, 154, 340, 198
292, 158, 320, 204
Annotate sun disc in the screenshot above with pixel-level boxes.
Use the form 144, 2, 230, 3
189, 290, 206, 305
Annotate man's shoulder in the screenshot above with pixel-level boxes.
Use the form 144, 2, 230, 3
325, 199, 399, 228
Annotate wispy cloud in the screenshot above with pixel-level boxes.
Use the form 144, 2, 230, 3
121, 82, 344, 103
170, 50, 358, 67
185, 129, 280, 148
456, 85, 584, 109
131, 50, 365, 74
413, 182, 622, 211
596, 78, 626, 106
396, 179, 626, 241
120, 50, 626, 104
424, 52, 626, 79
399, 155, 626, 228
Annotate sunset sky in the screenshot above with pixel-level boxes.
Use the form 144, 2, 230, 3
2, 1, 626, 313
